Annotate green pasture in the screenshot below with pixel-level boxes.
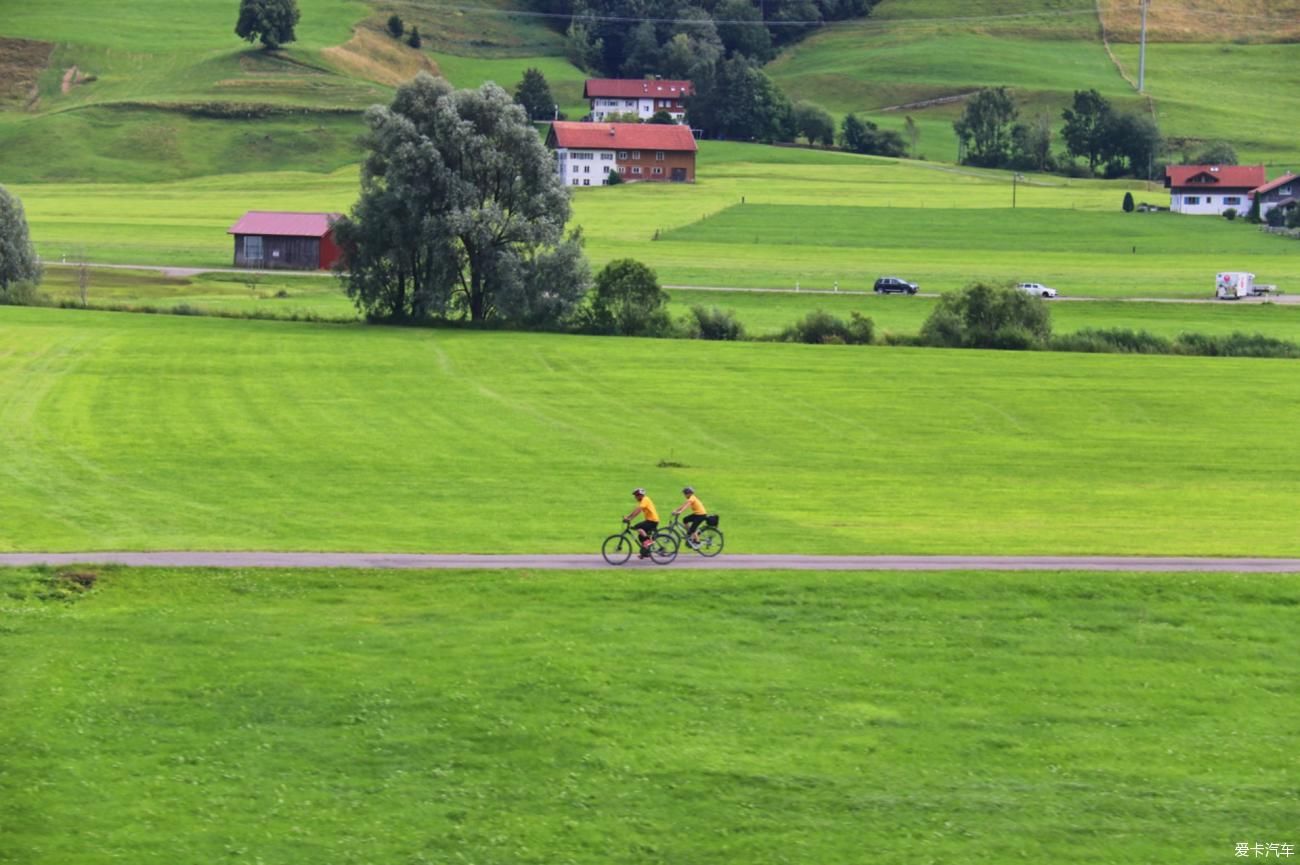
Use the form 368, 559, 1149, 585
431, 53, 589, 119
3, 565, 1297, 865
3, 306, 1299, 555
1111, 42, 1300, 168
11, 142, 1298, 299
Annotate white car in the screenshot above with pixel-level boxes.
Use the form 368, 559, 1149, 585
1016, 282, 1058, 298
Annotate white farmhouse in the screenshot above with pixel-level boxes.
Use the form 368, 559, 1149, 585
1165, 164, 1266, 215
584, 78, 693, 123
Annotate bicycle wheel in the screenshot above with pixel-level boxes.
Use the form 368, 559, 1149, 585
602, 533, 633, 565
695, 526, 724, 558
649, 531, 679, 565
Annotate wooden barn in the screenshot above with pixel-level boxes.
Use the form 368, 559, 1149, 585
228, 211, 343, 271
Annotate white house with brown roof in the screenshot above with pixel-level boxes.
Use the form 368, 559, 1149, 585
547, 122, 697, 185
1164, 164, 1267, 215
583, 79, 693, 123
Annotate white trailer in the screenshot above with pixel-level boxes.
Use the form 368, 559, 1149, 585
1216, 271, 1256, 299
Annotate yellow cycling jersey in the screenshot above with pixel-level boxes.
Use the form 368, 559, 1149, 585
684, 494, 707, 515
638, 496, 659, 522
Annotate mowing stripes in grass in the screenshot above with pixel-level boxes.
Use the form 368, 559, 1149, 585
1, 566, 1296, 864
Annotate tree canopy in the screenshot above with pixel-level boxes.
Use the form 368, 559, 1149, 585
334, 74, 589, 325
234, 0, 300, 49
0, 185, 42, 297
953, 87, 1018, 168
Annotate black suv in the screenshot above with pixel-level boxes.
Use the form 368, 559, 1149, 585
874, 276, 918, 295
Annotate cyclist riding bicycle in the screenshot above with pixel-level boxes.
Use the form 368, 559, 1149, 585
623, 488, 660, 559
671, 486, 709, 547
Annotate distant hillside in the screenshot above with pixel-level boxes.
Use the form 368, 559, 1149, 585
767, 0, 1300, 165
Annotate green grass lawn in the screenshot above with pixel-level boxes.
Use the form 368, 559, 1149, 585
1111, 41, 1300, 168
3, 306, 1299, 556
3, 564, 1296, 865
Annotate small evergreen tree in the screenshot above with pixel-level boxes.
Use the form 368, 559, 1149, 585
514, 68, 556, 122
1246, 195, 1261, 223
1123, 191, 1135, 212
607, 168, 623, 185
407, 26, 421, 48
386, 14, 404, 38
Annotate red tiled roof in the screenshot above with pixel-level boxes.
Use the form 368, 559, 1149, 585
228, 211, 341, 237
1165, 164, 1267, 188
1252, 172, 1298, 196
583, 79, 693, 99
549, 122, 698, 152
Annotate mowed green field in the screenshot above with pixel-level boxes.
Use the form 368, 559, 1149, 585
20, 142, 1300, 299
4, 306, 1299, 555
3, 565, 1297, 865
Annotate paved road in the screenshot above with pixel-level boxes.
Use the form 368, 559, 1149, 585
3, 552, 1299, 571
43, 263, 1294, 304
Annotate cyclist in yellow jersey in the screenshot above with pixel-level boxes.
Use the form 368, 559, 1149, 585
623, 488, 659, 558
671, 486, 709, 547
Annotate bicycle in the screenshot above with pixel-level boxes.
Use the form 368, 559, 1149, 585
665, 514, 724, 558
601, 521, 679, 565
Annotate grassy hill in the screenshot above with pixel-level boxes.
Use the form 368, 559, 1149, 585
4, 305, 1299, 556
767, 0, 1300, 166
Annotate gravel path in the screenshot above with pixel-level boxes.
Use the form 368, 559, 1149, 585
3, 552, 1299, 571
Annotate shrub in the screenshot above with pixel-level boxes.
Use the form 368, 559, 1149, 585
1223, 207, 1238, 221
919, 282, 1051, 350
0, 281, 49, 306
1174, 332, 1300, 359
1265, 206, 1286, 227
407, 27, 422, 48
1288, 207, 1300, 230
686, 305, 746, 341
386, 14, 404, 37
1050, 328, 1171, 354
780, 310, 874, 345
1122, 191, 1134, 212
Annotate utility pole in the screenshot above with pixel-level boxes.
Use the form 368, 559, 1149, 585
1138, 0, 1149, 93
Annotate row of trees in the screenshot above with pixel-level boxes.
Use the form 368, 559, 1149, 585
953, 87, 1162, 178
551, 0, 877, 78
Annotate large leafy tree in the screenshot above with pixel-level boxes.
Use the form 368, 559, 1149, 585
0, 185, 42, 297
334, 74, 589, 325
840, 113, 905, 157
234, 0, 300, 49
581, 259, 671, 336
953, 87, 1018, 167
688, 55, 794, 143
514, 67, 556, 121
1061, 89, 1113, 172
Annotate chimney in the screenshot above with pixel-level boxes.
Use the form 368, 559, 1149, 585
609, 126, 616, 136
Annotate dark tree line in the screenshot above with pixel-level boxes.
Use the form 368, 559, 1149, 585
953, 87, 1164, 179
544, 0, 877, 77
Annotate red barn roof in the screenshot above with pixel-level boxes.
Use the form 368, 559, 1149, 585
1164, 165, 1267, 189
228, 211, 341, 237
583, 79, 693, 99
548, 122, 697, 152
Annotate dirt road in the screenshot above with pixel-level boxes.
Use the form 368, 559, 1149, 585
2, 552, 1298, 571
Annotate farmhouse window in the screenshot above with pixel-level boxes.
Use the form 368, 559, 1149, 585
631, 151, 641, 160
625, 100, 634, 107
656, 151, 665, 161
618, 151, 627, 159
583, 179, 590, 186
1184, 196, 1200, 205
601, 152, 613, 160
653, 167, 663, 175
632, 166, 642, 175
245, 236, 264, 260
1281, 186, 1292, 195
1224, 196, 1241, 205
